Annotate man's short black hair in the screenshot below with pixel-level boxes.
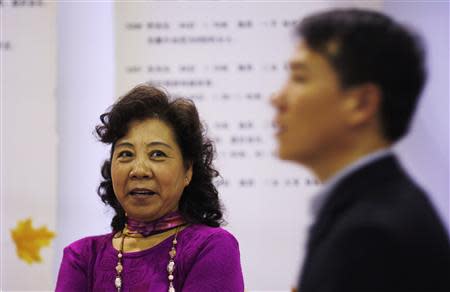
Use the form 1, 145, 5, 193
297, 8, 426, 142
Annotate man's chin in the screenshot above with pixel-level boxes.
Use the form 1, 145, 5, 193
277, 147, 296, 161
278, 148, 310, 165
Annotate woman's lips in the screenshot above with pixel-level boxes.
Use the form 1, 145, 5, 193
128, 188, 157, 196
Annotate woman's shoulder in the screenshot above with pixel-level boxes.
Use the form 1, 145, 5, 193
183, 224, 236, 238
63, 232, 114, 256
175, 225, 244, 290
180, 225, 239, 251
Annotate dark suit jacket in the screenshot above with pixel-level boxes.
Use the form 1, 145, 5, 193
298, 155, 450, 292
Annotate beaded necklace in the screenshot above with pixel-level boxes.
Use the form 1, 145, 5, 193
114, 212, 185, 292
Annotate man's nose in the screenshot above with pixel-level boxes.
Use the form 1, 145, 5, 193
270, 85, 287, 110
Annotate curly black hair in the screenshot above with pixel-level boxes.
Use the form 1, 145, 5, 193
95, 85, 224, 232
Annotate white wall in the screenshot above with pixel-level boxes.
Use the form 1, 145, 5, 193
1, 3, 57, 290
55, 0, 114, 277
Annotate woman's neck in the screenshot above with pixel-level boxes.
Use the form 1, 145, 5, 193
113, 225, 187, 252
125, 211, 186, 237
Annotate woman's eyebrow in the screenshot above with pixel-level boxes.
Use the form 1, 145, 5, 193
146, 141, 174, 150
115, 141, 133, 148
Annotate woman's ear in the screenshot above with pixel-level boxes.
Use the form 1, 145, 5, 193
185, 162, 193, 186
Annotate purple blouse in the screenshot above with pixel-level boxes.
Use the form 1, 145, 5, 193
56, 224, 244, 291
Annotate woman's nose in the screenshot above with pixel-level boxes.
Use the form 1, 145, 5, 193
129, 158, 152, 179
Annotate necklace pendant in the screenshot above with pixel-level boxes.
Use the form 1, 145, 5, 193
167, 260, 175, 273
168, 282, 175, 292
115, 275, 122, 289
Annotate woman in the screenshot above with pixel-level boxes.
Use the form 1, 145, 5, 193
56, 85, 244, 291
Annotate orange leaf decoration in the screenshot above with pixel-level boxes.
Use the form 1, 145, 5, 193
10, 218, 56, 264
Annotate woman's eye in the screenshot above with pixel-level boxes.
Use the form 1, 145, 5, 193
150, 150, 167, 159
117, 151, 133, 158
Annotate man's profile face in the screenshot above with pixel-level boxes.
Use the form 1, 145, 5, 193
271, 42, 350, 166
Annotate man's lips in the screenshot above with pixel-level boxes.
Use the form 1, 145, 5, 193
273, 119, 286, 136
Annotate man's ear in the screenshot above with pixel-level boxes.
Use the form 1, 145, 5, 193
343, 83, 382, 127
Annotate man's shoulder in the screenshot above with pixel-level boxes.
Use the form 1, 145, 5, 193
341, 154, 411, 190
323, 154, 446, 235
335, 154, 428, 211
335, 165, 447, 243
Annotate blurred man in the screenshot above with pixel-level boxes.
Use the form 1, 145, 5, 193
272, 8, 450, 292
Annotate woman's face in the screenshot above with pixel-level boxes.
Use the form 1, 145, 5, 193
111, 118, 192, 222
